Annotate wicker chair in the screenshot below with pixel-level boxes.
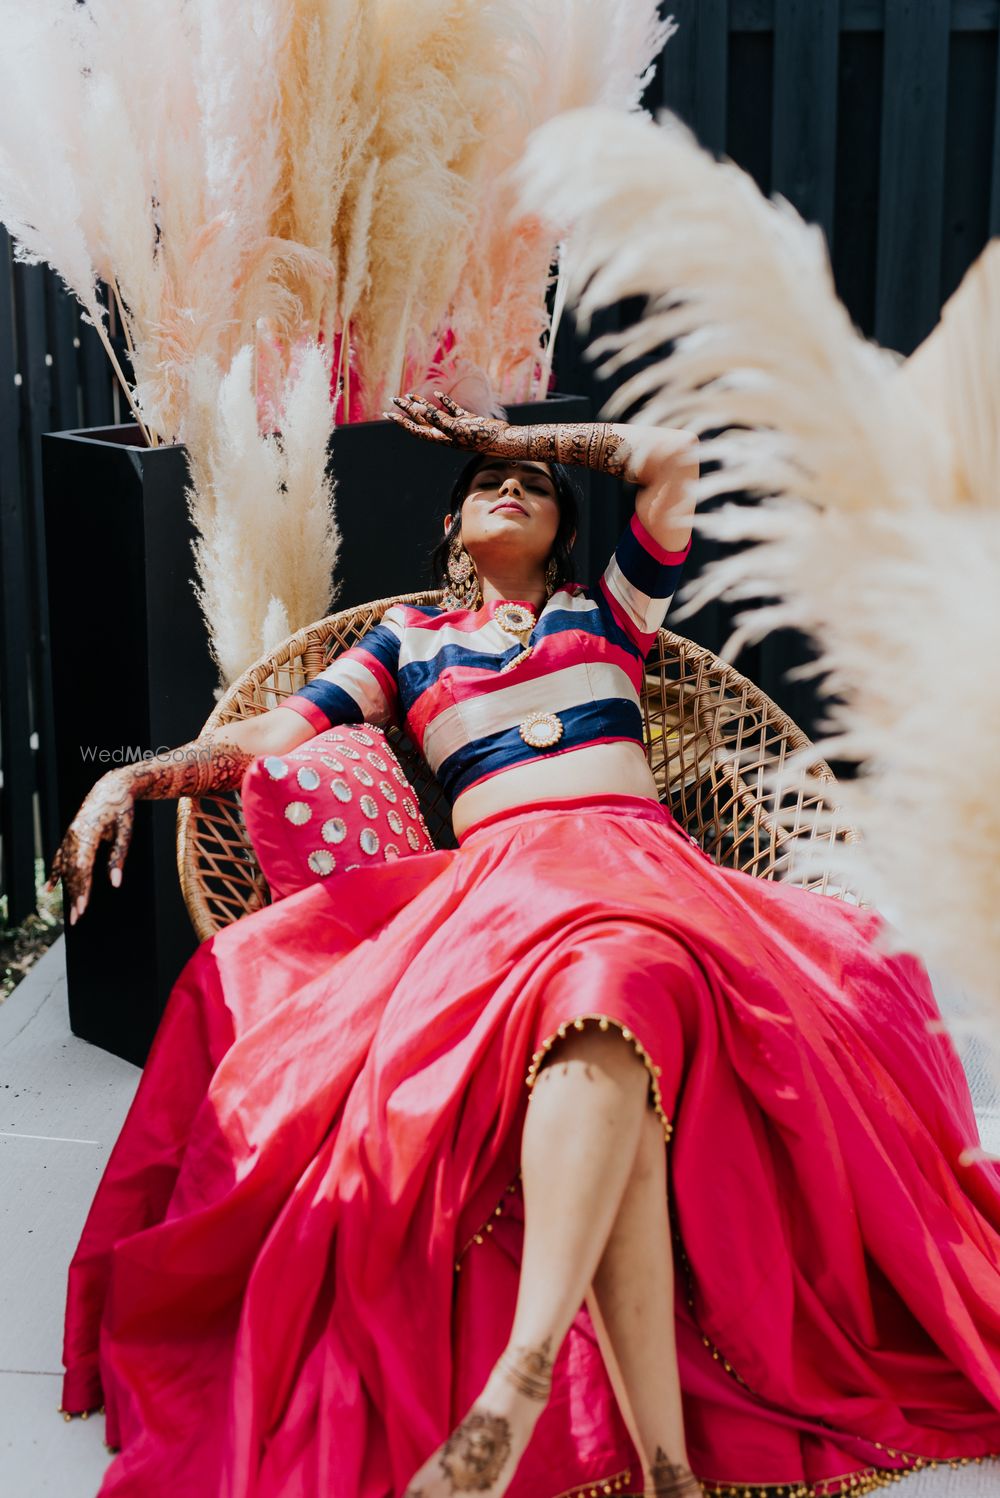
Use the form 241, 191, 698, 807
177, 589, 863, 943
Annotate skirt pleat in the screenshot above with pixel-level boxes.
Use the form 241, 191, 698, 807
61, 794, 1000, 1497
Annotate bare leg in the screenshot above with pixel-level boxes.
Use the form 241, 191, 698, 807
590, 1104, 695, 1497
402, 1025, 650, 1498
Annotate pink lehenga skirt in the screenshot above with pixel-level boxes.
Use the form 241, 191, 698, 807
61, 794, 1000, 1498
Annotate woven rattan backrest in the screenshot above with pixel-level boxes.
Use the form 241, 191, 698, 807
177, 589, 861, 942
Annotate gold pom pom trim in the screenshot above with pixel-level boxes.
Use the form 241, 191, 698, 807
525, 1013, 673, 1143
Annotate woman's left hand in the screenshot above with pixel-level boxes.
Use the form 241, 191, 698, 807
383, 393, 510, 451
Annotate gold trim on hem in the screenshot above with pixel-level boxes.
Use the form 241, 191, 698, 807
539, 1452, 1000, 1498
547, 1469, 635, 1498
525, 1012, 674, 1143
696, 1451, 999, 1497
454, 1171, 522, 1273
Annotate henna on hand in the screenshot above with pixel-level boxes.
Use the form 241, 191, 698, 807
383, 392, 634, 480
47, 733, 253, 924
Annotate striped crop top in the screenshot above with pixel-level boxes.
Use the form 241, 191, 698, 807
284, 512, 692, 805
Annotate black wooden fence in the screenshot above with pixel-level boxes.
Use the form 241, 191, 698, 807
0, 249, 123, 922
2, 1, 998, 922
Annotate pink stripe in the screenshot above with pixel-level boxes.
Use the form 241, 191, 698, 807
281, 695, 331, 733
405, 677, 454, 742
408, 607, 487, 635
630, 510, 692, 564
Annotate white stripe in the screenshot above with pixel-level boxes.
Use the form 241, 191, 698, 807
380, 606, 407, 643
422, 660, 640, 769
403, 617, 509, 664
312, 656, 393, 725
603, 554, 672, 635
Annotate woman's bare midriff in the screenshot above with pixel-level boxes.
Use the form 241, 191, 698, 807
450, 740, 660, 840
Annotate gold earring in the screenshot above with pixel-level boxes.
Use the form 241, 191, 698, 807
544, 555, 560, 599
443, 538, 482, 611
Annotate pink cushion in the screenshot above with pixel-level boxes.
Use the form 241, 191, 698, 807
240, 726, 435, 901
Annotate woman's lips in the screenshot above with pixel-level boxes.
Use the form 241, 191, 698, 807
492, 501, 527, 514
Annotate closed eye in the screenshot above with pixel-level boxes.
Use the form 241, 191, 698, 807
473, 467, 555, 495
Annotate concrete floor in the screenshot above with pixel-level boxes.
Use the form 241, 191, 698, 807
1, 936, 999, 1497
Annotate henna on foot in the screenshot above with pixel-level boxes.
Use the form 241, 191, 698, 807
401, 1337, 554, 1497
646, 1446, 703, 1498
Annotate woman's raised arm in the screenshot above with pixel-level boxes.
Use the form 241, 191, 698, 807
48, 706, 315, 925
384, 393, 698, 554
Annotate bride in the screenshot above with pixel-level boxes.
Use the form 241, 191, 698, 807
50, 396, 1000, 1498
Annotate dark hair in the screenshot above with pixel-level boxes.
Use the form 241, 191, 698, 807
428, 452, 580, 592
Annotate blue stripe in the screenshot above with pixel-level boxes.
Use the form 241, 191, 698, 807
399, 640, 524, 701
289, 678, 365, 725
533, 601, 607, 644
568, 591, 638, 656
438, 697, 644, 799
346, 623, 402, 675
612, 524, 688, 601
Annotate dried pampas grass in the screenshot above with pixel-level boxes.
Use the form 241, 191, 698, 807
0, 0, 345, 682
347, 0, 535, 417
445, 1, 677, 405
274, 0, 377, 346
518, 106, 1000, 1031
186, 342, 339, 687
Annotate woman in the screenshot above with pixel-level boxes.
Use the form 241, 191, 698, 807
51, 397, 1000, 1498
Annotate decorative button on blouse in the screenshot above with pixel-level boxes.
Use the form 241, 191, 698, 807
494, 600, 536, 676
518, 711, 564, 750
493, 602, 535, 636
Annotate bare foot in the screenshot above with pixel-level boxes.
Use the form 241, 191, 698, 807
645, 1446, 704, 1498
401, 1338, 554, 1497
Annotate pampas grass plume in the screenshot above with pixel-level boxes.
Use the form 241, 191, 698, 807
517, 104, 1000, 1031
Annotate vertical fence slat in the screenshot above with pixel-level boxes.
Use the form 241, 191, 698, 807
772, 0, 840, 246
833, 25, 884, 337
658, 1, 701, 126
762, 0, 841, 744
875, 0, 951, 351
0, 232, 38, 921
47, 279, 83, 432
658, 1, 729, 150
78, 289, 115, 429
13, 262, 61, 862
696, 0, 731, 154
941, 31, 996, 305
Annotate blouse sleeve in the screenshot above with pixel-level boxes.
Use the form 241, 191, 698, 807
595, 511, 692, 656
281, 605, 405, 734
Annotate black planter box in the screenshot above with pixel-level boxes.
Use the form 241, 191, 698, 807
42, 393, 596, 1065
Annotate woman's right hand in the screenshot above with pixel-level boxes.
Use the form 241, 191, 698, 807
384, 392, 510, 451
47, 771, 136, 926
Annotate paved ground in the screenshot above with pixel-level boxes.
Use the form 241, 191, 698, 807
1, 937, 999, 1497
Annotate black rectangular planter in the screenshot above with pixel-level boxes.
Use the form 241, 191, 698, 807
42, 392, 596, 1065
